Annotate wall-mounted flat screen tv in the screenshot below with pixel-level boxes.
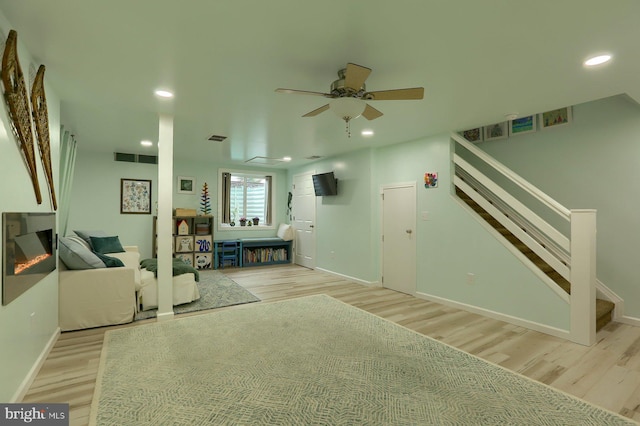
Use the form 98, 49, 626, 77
312, 172, 338, 196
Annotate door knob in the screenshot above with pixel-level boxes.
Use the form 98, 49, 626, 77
310, 225, 315, 228
406, 229, 412, 234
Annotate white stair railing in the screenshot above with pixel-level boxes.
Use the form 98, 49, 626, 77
451, 132, 596, 346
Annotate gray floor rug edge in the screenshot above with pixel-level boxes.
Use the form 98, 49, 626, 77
134, 269, 260, 321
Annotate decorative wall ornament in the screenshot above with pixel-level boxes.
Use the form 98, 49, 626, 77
424, 172, 438, 188
31, 65, 57, 210
1, 30, 42, 204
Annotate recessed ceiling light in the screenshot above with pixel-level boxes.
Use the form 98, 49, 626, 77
140, 140, 153, 147
154, 89, 174, 98
282, 156, 292, 162
584, 54, 612, 67
361, 130, 374, 136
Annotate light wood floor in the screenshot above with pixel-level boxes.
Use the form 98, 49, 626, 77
23, 265, 640, 425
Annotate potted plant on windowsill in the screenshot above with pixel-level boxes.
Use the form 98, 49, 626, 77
252, 217, 259, 226
239, 217, 247, 226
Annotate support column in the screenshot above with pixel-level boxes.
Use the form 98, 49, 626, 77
570, 209, 597, 346
156, 114, 174, 321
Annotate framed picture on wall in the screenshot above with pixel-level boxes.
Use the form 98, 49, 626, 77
177, 176, 195, 194
483, 122, 508, 141
120, 178, 152, 214
461, 128, 483, 143
539, 106, 572, 129
509, 115, 537, 136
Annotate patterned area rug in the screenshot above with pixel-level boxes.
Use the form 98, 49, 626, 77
91, 295, 636, 425
135, 270, 260, 320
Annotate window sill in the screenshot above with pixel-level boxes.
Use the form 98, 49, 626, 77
218, 224, 275, 231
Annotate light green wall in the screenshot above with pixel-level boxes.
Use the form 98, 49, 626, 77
287, 137, 568, 329
0, 15, 61, 401
68, 153, 288, 259
372, 134, 568, 328
289, 149, 377, 281
479, 94, 640, 318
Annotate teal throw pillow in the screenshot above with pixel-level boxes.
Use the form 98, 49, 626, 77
90, 236, 125, 254
74, 230, 108, 248
93, 252, 125, 268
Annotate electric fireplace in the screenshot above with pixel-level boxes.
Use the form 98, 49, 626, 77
2, 212, 56, 305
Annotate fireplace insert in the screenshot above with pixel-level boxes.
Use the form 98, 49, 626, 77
2, 212, 56, 305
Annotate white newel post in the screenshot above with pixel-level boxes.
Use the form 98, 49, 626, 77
157, 114, 175, 321
570, 209, 596, 346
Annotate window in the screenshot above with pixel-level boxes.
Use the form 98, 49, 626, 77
219, 170, 273, 227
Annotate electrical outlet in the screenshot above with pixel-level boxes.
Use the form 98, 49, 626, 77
466, 273, 475, 285
330, 251, 335, 259
422, 211, 429, 221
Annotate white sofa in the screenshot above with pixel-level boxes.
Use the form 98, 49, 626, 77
59, 246, 140, 331
137, 270, 200, 311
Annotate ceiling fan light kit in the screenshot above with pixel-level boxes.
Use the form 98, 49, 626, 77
276, 62, 424, 137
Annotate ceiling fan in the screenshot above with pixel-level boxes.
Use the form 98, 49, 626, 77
276, 63, 424, 136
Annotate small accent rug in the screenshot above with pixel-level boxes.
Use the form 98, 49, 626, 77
91, 295, 636, 425
134, 270, 260, 320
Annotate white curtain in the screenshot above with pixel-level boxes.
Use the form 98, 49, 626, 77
59, 126, 77, 236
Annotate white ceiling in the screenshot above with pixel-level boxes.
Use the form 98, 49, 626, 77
0, 1, 638, 168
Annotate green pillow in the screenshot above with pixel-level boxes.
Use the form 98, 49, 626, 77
93, 252, 125, 268
74, 230, 108, 249
90, 236, 125, 254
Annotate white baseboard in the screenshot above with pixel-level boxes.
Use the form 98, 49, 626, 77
617, 315, 640, 327
414, 291, 571, 341
156, 311, 175, 322
12, 327, 60, 402
315, 267, 380, 287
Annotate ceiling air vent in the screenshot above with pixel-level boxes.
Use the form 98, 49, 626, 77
305, 155, 323, 160
114, 152, 158, 164
245, 156, 283, 165
207, 134, 227, 142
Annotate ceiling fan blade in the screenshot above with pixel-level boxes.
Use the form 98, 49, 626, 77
275, 88, 334, 98
344, 63, 372, 91
364, 87, 424, 101
362, 104, 383, 120
302, 104, 330, 117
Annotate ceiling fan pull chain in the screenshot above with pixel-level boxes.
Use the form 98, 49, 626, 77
345, 117, 351, 138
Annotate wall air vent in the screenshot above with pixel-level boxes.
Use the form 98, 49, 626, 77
207, 134, 227, 142
114, 152, 158, 164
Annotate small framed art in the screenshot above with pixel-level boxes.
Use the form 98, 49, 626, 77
509, 115, 537, 136
461, 128, 483, 143
540, 107, 572, 129
177, 176, 195, 194
484, 122, 508, 141
120, 178, 152, 214
424, 172, 438, 189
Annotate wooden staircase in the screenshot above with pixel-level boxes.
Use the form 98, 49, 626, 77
455, 186, 615, 331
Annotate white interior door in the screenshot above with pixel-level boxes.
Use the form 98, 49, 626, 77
293, 171, 316, 268
382, 183, 417, 295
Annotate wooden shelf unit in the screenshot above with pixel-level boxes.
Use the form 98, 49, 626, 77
152, 215, 214, 270
240, 238, 292, 267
